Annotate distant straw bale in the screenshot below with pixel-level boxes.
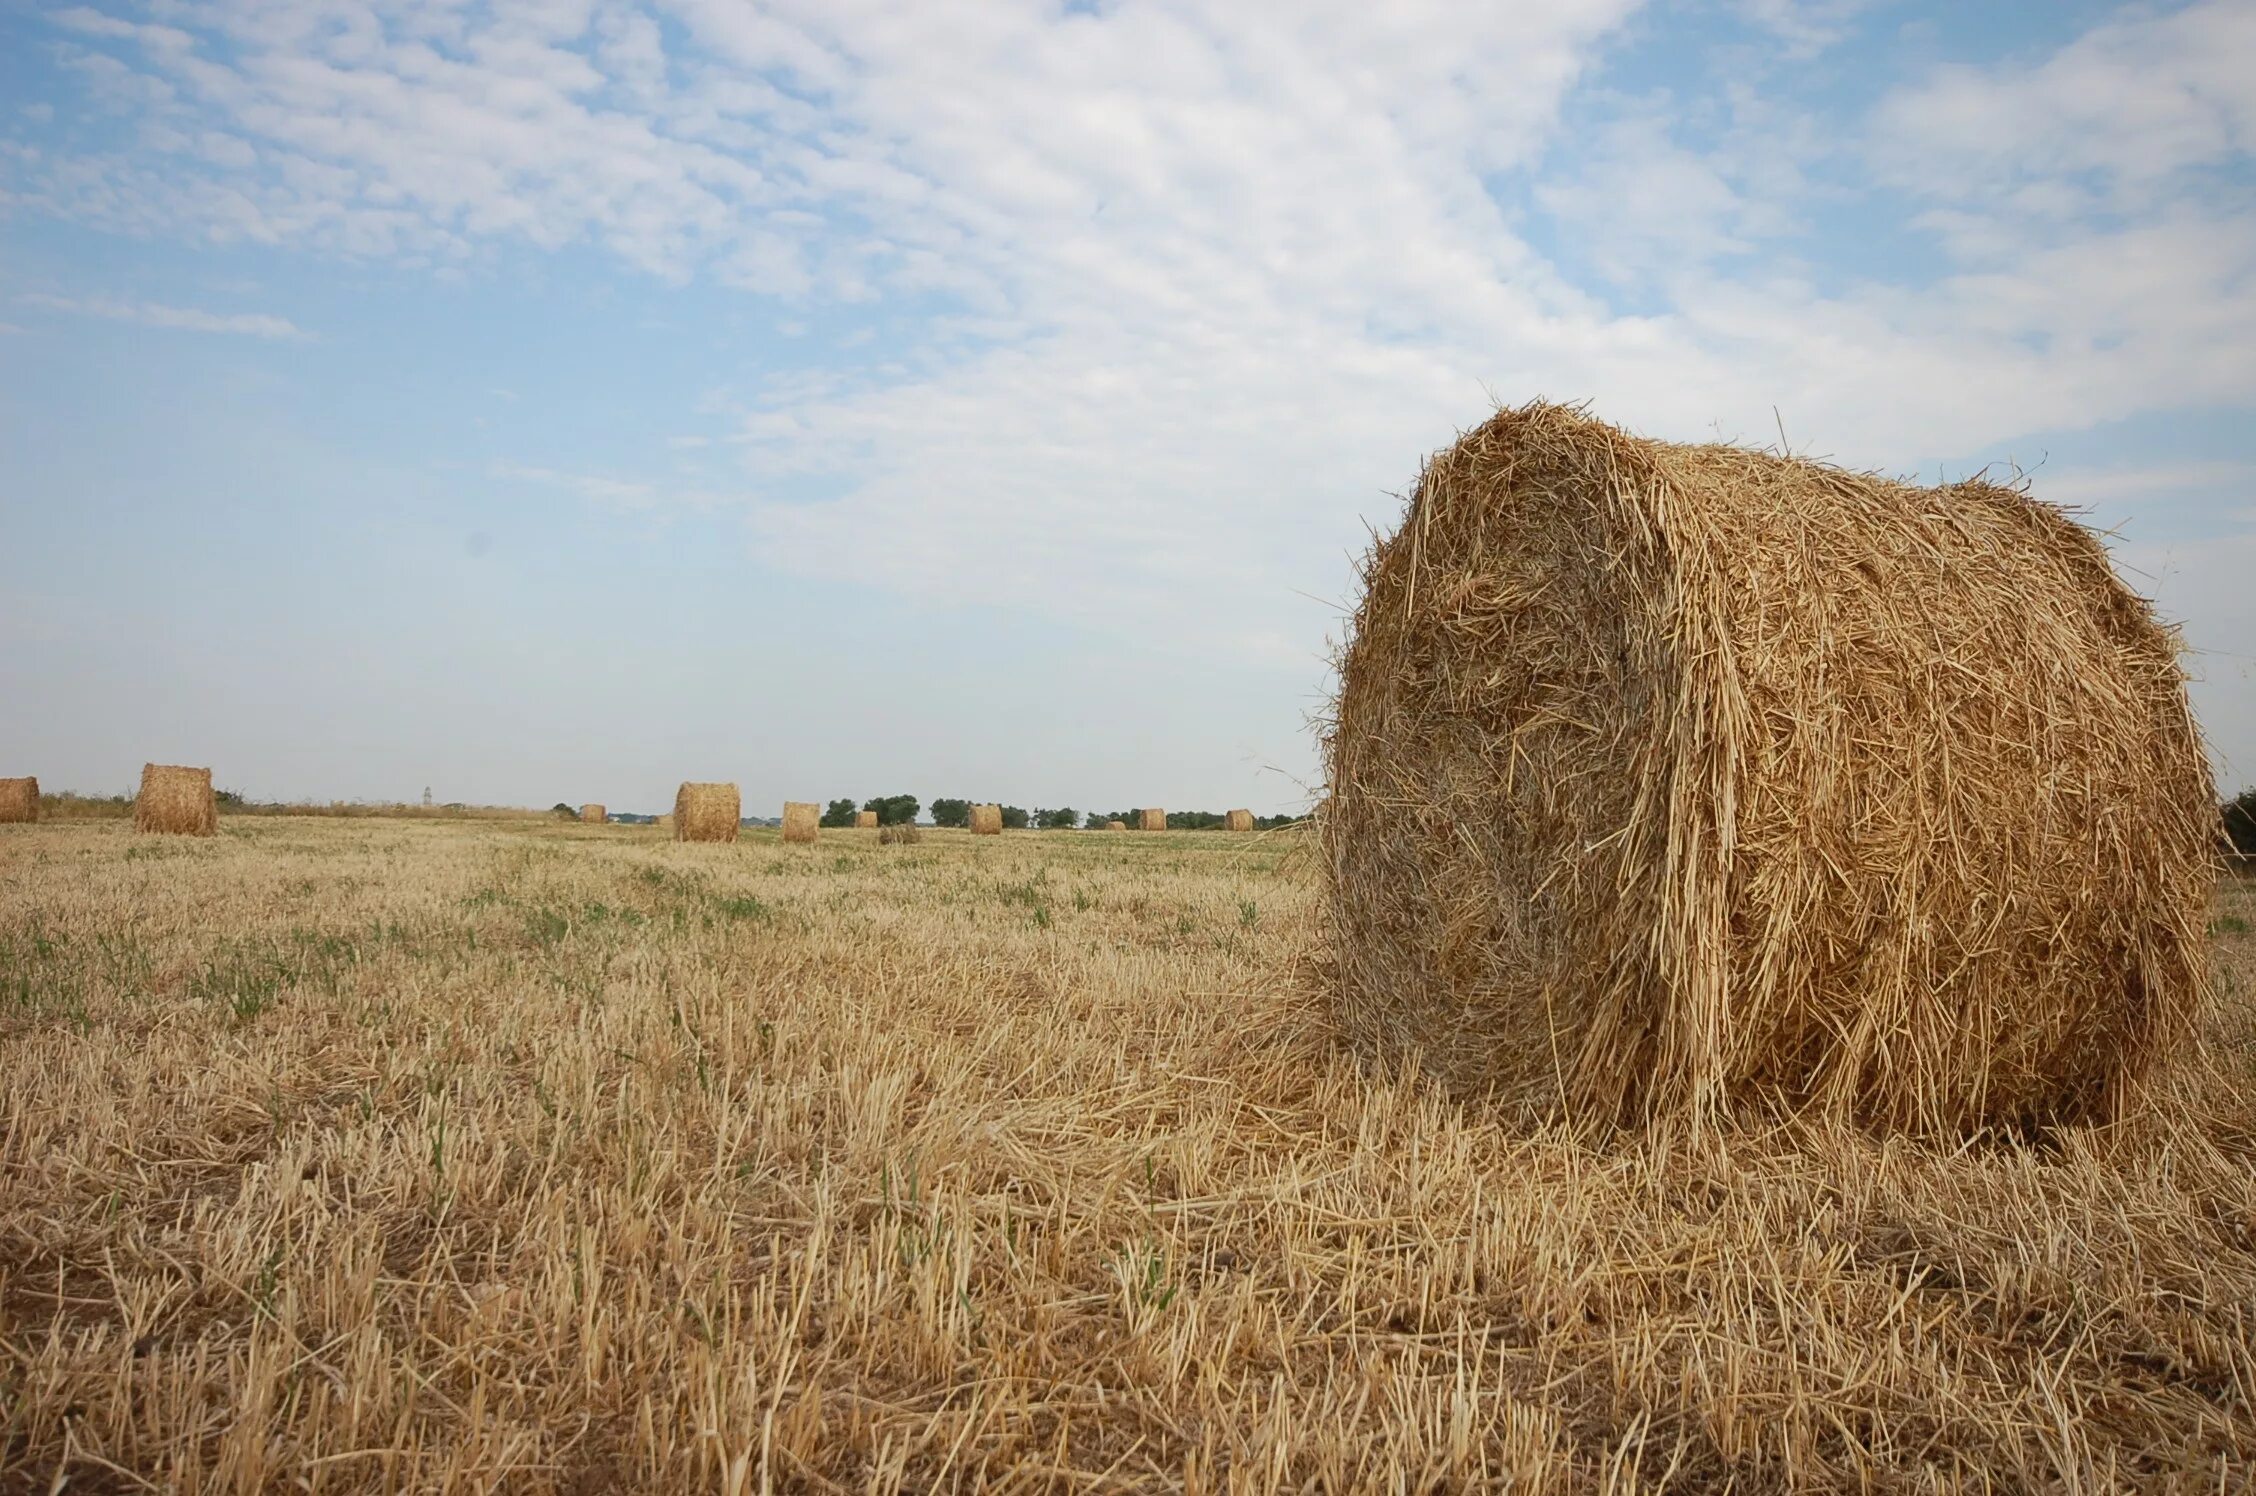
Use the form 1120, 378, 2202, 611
970, 804, 1003, 835
1226, 809, 1255, 832
0, 777, 36, 824
855, 809, 879, 829
673, 783, 739, 843
879, 823, 923, 846
135, 764, 217, 837
1105, 820, 1127, 832
783, 801, 819, 843
1138, 808, 1165, 832
580, 804, 606, 824
1326, 400, 2215, 1136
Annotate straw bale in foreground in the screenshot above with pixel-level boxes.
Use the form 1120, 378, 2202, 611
1138, 808, 1165, 832
135, 764, 217, 837
1326, 401, 2215, 1134
970, 804, 1003, 835
1226, 809, 1255, 832
782, 801, 819, 844
855, 809, 879, 829
0, 777, 36, 824
673, 783, 740, 843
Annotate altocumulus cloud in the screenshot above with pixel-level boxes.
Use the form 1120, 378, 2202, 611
9, 0, 2255, 692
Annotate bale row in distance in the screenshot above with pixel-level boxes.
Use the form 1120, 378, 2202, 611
674, 782, 740, 843
970, 804, 1003, 836
1325, 400, 2215, 1136
0, 776, 36, 824
135, 764, 217, 837
782, 801, 819, 844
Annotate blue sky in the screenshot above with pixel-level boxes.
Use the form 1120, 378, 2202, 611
3, 0, 2253, 814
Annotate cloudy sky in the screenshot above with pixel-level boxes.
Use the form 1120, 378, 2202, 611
3, 0, 2252, 815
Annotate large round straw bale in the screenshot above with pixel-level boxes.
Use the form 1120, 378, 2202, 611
135, 764, 217, 837
580, 804, 606, 824
970, 804, 1003, 835
782, 801, 819, 843
1326, 401, 2215, 1135
1105, 820, 1127, 832
0, 777, 37, 824
855, 809, 879, 829
1138, 808, 1166, 832
1226, 809, 1255, 832
673, 782, 740, 843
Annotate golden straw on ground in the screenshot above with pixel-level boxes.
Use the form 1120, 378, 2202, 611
673, 783, 739, 843
0, 777, 36, 824
782, 801, 819, 844
134, 765, 217, 837
1325, 400, 2215, 1135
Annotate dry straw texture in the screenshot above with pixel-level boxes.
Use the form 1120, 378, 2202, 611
580, 804, 606, 824
1326, 401, 2216, 1136
1226, 809, 1255, 832
672, 783, 739, 844
1139, 808, 1166, 831
855, 809, 879, 829
970, 804, 1003, 836
0, 776, 37, 824
1105, 819, 1128, 831
878, 822, 923, 846
134, 764, 217, 837
782, 801, 819, 844
2, 820, 2251, 1488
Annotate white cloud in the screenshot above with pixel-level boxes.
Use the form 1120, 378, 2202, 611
18, 291, 308, 339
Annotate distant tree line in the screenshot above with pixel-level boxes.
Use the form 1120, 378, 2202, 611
817, 796, 1307, 830
2227, 788, 2256, 860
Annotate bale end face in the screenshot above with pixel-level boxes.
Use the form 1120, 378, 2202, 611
854, 809, 879, 829
782, 801, 819, 843
135, 764, 217, 836
1225, 809, 1255, 832
1326, 400, 2216, 1135
970, 804, 1003, 835
580, 804, 606, 824
0, 777, 37, 824
1138, 808, 1165, 832
674, 783, 740, 843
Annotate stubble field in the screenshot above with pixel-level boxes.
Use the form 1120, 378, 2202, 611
3, 818, 2255, 1492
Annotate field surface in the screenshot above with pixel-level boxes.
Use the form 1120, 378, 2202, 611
3, 819, 2254, 1492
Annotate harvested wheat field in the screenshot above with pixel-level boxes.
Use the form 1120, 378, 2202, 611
3, 819, 2255, 1490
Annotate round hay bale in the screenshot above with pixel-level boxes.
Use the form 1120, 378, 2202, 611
855, 809, 879, 829
673, 782, 740, 843
1225, 808, 1255, 832
1137, 808, 1166, 832
1326, 401, 2215, 1135
782, 801, 819, 843
879, 822, 923, 846
1105, 820, 1127, 832
0, 777, 37, 824
970, 804, 1003, 835
135, 764, 217, 837
580, 803, 606, 824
